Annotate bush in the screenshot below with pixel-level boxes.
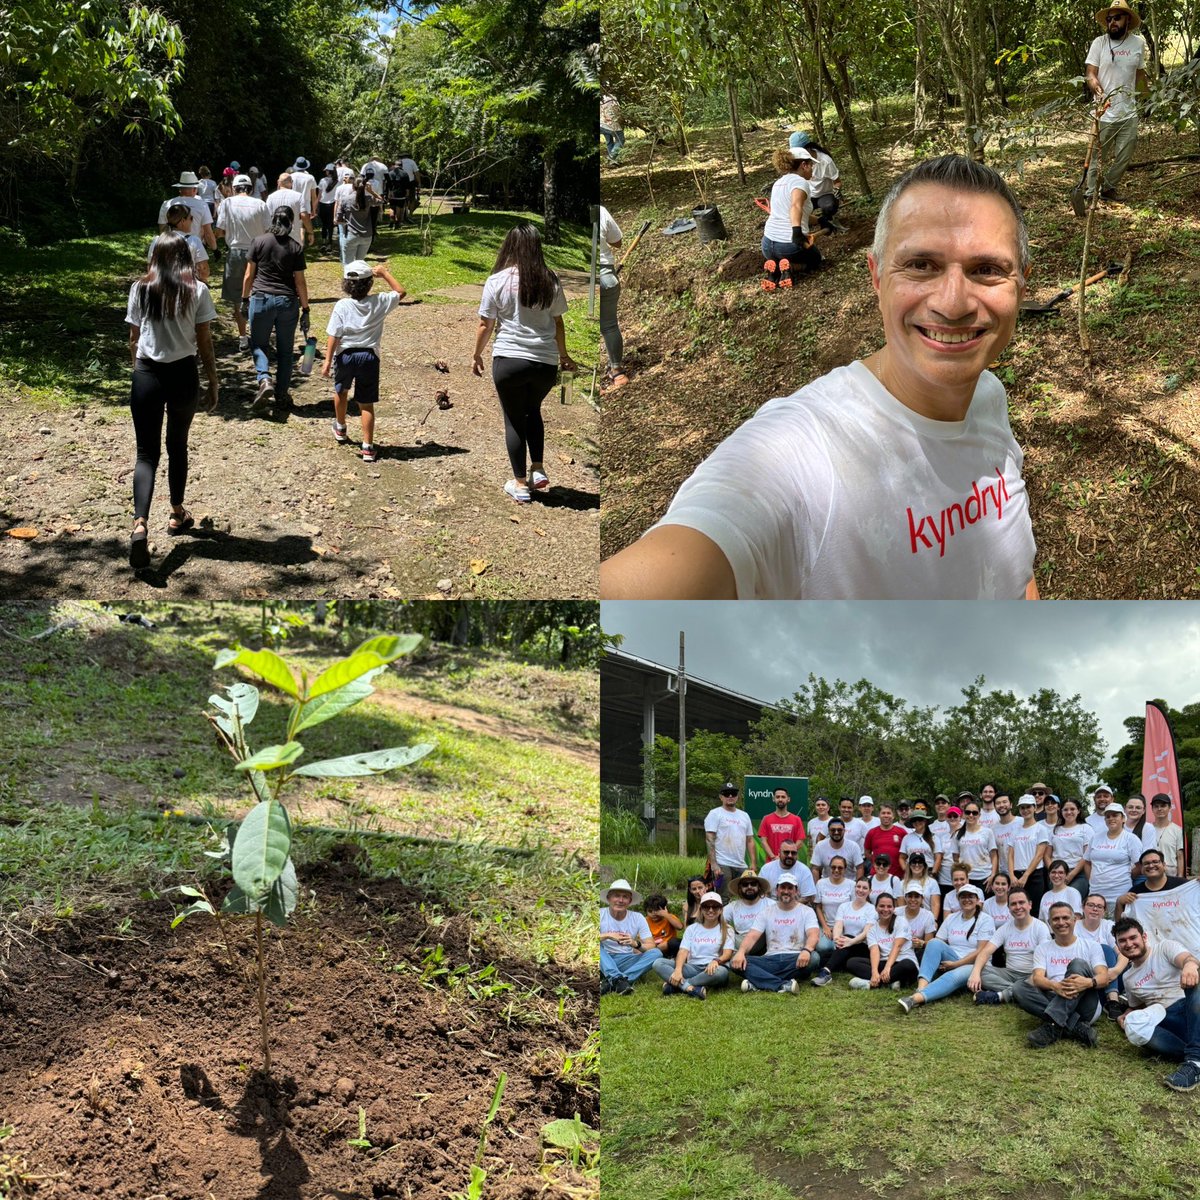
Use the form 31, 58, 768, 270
601, 808, 648, 853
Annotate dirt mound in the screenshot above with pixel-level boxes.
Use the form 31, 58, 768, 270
0, 863, 596, 1199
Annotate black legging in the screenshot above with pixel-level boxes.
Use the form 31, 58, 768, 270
847, 957, 919, 985
318, 201, 335, 244
129, 355, 198, 520
825, 942, 870, 975
492, 356, 556, 478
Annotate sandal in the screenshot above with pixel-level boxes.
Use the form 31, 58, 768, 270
129, 519, 150, 569
167, 509, 195, 536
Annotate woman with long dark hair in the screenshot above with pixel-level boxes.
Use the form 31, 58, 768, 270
153, 202, 210, 284
853, 892, 920, 990
473, 223, 577, 502
336, 172, 373, 266
124, 233, 219, 568
242, 204, 310, 415
683, 876, 707, 926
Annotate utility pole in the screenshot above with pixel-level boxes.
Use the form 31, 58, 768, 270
678, 631, 687, 857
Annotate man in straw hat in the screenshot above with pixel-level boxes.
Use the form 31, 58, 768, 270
156, 170, 216, 252
600, 879, 662, 995
1083, 0, 1149, 203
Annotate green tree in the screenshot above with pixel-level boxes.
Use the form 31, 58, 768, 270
652, 730, 753, 814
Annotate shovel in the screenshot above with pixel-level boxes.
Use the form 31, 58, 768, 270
615, 219, 652, 273
1070, 101, 1110, 218
1020, 262, 1122, 315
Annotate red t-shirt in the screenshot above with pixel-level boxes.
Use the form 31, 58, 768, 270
758, 811, 807, 858
864, 824, 906, 876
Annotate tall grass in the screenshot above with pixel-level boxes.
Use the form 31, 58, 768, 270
600, 808, 649, 853
602, 855, 709, 895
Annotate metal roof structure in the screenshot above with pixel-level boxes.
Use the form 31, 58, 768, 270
601, 649, 781, 792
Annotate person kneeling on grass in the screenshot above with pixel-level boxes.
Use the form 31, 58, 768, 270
1112, 916, 1200, 1091
729, 873, 821, 993
1011, 901, 1112, 1048
322, 259, 407, 464
652, 891, 734, 1000
898, 883, 995, 1013
600, 879, 662, 996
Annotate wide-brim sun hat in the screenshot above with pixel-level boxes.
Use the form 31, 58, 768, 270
603, 878, 643, 905
732, 868, 769, 895
172, 170, 201, 188
1095, 0, 1141, 28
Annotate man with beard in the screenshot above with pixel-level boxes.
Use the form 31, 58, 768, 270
761, 841, 817, 900
731, 874, 821, 993
1084, 1, 1149, 204
810, 819, 864, 881
758, 786, 807, 861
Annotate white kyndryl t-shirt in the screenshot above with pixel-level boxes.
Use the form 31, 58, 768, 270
1085, 33, 1147, 123
764, 172, 812, 241
655, 362, 1035, 598
988, 917, 1051, 974
751, 902, 818, 954
703, 806, 754, 869
1123, 938, 1190, 1008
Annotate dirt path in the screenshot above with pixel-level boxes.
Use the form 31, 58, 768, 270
0, 256, 599, 599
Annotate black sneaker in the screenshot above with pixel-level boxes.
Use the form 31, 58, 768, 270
662, 982, 679, 996
1165, 1061, 1200, 1092
974, 990, 1002, 1005
1072, 1021, 1099, 1048
600, 977, 614, 996
1104, 997, 1129, 1022
1027, 1022, 1062, 1049
614, 976, 634, 996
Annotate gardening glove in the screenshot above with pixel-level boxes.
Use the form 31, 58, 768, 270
792, 225, 805, 248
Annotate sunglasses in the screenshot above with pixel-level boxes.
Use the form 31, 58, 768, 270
1032, 790, 1047, 795
700, 902, 722, 910
964, 810, 980, 816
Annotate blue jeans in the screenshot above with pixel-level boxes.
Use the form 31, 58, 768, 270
1147, 985, 1200, 1060
916, 939, 975, 1003
600, 125, 625, 161
600, 943, 662, 983
249, 294, 299, 401
742, 951, 821, 992
651, 959, 731, 990
761, 235, 821, 275
340, 227, 371, 265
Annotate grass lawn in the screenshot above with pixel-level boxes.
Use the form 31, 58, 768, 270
0, 207, 597, 408
601, 850, 1200, 1200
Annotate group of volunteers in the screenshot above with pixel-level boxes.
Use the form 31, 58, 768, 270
601, 778, 1200, 1091
599, 6, 1155, 602
124, 155, 578, 569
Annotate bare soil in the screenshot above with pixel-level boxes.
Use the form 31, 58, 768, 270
0, 261, 598, 600
0, 861, 597, 1199
601, 120, 1200, 598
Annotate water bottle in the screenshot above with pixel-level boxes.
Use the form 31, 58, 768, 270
300, 336, 317, 376
558, 369, 575, 405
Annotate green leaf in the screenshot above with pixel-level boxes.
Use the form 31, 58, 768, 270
233, 742, 304, 772
352, 633, 423, 663
214, 647, 299, 698
294, 671, 383, 733
465, 1165, 486, 1200
541, 1117, 599, 1150
176, 885, 207, 899
171, 900, 215, 928
307, 654, 389, 700
262, 858, 299, 927
231, 800, 292, 900
208, 682, 260, 735
222, 885, 253, 914
292, 743, 435, 778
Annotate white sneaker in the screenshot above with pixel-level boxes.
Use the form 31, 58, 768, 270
741, 979, 756, 993
787, 979, 801, 994
849, 977, 871, 990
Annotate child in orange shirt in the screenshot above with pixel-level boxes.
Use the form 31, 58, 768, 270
644, 893, 683, 955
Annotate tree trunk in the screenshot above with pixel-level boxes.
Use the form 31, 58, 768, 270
777, 2, 826, 141
818, 55, 873, 199
726, 77, 746, 185
913, 2, 929, 134
542, 146, 560, 244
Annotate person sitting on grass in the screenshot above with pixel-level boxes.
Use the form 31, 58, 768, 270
869, 853, 902, 902
968, 885, 1050, 1006
1012, 900, 1111, 1048
855, 892, 920, 991
901, 851, 941, 921
644, 893, 683, 956
1112, 916, 1200, 1091
811, 876, 876, 986
729, 874, 821, 993
898, 883, 995, 1013
322, 259, 407, 465
652, 891, 735, 1000
813, 857, 856, 953
723, 869, 773, 954
900, 883, 939, 956
600, 879, 662, 996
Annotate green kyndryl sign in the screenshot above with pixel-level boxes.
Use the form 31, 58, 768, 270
743, 776, 809, 829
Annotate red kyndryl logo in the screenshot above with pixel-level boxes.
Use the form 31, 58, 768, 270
907, 469, 1010, 557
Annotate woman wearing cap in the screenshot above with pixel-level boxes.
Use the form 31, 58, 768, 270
217, 166, 236, 206
813, 857, 855, 954
723, 869, 772, 955
473, 223, 577, 503
899, 883, 938, 954
1084, 802, 1143, 916
760, 144, 820, 290
1052, 798, 1094, 902
953, 799, 998, 895
854, 893, 919, 991
600, 879, 662, 995
898, 883, 995, 1013
790, 131, 843, 234
652, 891, 732, 999
901, 851, 941, 921
868, 853, 901, 902
936, 807, 964, 897
124, 233, 220, 569
811, 876, 875, 986
243, 204, 310, 414
899, 808, 938, 876
1008, 795, 1052, 916
152, 202, 210, 284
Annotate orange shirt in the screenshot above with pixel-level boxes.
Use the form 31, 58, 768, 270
646, 912, 679, 946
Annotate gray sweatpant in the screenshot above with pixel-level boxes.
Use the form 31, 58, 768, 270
1086, 116, 1138, 196
599, 266, 623, 374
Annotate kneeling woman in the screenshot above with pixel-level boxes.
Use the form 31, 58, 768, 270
898, 883, 996, 1013
761, 145, 820, 289
851, 893, 920, 990
652, 891, 733, 999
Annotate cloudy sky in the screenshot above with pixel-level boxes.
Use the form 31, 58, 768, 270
602, 602, 1200, 767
